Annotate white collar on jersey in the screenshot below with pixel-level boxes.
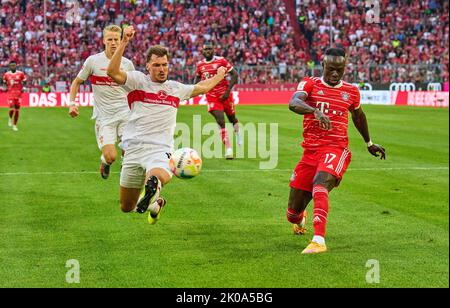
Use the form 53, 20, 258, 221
102, 51, 113, 60
204, 56, 218, 63
320, 77, 343, 88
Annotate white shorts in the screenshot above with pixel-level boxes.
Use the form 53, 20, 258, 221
94, 119, 127, 150
120, 144, 173, 189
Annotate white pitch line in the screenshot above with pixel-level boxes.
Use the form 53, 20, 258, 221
0, 167, 448, 176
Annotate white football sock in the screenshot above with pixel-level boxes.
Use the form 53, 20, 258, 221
100, 155, 109, 165
233, 122, 240, 134
234, 123, 243, 145
148, 202, 160, 215
312, 235, 325, 245
299, 216, 306, 227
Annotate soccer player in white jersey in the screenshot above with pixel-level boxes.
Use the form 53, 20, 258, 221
68, 25, 135, 179
107, 26, 227, 224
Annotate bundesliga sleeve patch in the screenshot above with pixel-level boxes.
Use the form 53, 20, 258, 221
297, 81, 307, 91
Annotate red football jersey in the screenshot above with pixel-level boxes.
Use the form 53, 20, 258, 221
3, 70, 26, 98
195, 56, 233, 98
296, 77, 361, 149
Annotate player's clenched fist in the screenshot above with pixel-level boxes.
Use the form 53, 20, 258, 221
122, 26, 135, 43
216, 66, 227, 78
69, 105, 79, 118
368, 143, 386, 160
313, 108, 332, 130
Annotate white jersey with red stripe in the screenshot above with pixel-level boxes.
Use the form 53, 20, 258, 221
77, 51, 135, 123
122, 71, 194, 150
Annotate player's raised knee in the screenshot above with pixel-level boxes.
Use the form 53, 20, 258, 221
286, 208, 302, 224
120, 194, 136, 213
104, 152, 117, 165
120, 200, 135, 213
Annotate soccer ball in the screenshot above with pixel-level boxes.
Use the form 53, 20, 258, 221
169, 148, 202, 179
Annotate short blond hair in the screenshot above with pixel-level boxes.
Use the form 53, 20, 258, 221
103, 25, 122, 37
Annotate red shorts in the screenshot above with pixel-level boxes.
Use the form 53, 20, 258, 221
290, 147, 352, 192
206, 94, 235, 115
8, 98, 21, 109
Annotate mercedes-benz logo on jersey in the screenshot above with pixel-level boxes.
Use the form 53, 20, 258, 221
297, 81, 306, 91
157, 90, 169, 100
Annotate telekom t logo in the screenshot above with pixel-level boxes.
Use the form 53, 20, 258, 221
316, 101, 330, 113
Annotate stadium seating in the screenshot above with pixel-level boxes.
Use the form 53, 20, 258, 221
0, 0, 448, 91
296, 0, 449, 84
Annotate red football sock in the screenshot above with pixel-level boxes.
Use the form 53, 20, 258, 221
9, 109, 14, 119
13, 110, 19, 125
286, 208, 305, 224
220, 128, 231, 149
312, 185, 329, 237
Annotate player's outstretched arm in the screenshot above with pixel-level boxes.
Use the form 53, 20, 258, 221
289, 92, 331, 130
191, 67, 227, 98
351, 107, 386, 159
68, 77, 84, 118
107, 26, 135, 85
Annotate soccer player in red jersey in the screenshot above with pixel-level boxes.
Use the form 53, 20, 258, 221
194, 43, 241, 159
2, 61, 27, 131
287, 48, 386, 254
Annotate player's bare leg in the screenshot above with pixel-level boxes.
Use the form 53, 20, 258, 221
226, 113, 242, 146
12, 105, 20, 131
119, 186, 165, 219
8, 105, 14, 128
287, 188, 312, 235
302, 171, 337, 254
120, 168, 170, 216
210, 110, 233, 159
100, 144, 117, 179
120, 186, 141, 212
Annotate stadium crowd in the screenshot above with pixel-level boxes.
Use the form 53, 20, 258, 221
296, 0, 449, 84
0, 0, 299, 90
0, 0, 448, 91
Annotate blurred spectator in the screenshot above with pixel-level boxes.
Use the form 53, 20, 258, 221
42, 82, 51, 93
0, 0, 448, 86
0, 0, 299, 85
296, 0, 449, 84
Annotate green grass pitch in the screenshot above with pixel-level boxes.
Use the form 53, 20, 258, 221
0, 105, 448, 288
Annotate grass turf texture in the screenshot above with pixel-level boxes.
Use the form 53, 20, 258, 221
0, 105, 448, 288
